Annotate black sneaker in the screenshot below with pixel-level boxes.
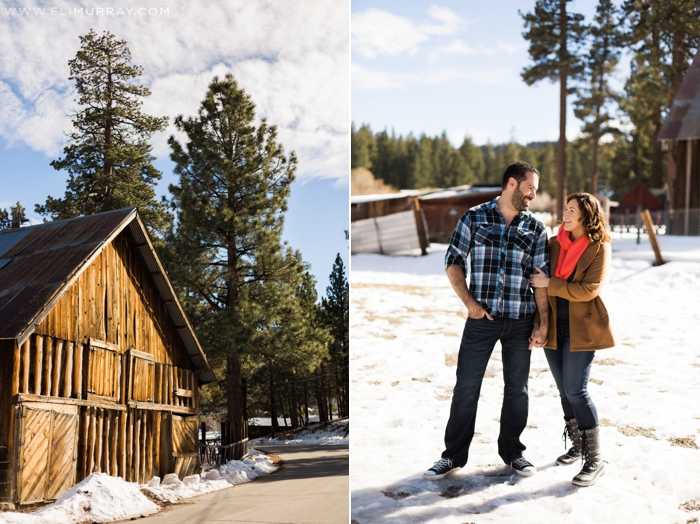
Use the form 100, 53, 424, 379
510, 457, 537, 477
423, 458, 458, 480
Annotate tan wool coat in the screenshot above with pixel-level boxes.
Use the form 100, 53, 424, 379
544, 238, 616, 351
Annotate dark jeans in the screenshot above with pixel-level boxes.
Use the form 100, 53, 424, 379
544, 320, 598, 430
442, 315, 534, 467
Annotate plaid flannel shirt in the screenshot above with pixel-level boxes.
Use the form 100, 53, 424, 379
445, 197, 549, 318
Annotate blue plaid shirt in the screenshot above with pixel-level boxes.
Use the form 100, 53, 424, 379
445, 197, 549, 318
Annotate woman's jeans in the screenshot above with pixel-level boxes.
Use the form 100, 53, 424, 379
544, 320, 598, 430
442, 315, 534, 467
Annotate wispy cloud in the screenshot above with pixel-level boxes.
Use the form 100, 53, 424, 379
352, 5, 462, 59
0, 0, 348, 182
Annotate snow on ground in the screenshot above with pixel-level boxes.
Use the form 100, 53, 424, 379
0, 450, 278, 524
250, 419, 349, 445
350, 232, 700, 524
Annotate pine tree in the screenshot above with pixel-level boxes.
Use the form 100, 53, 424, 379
351, 123, 376, 170
521, 0, 586, 218
321, 254, 349, 418
167, 73, 313, 432
573, 0, 623, 194
37, 30, 170, 233
0, 202, 29, 230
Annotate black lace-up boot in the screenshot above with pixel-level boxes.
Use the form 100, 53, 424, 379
572, 426, 605, 487
557, 418, 582, 466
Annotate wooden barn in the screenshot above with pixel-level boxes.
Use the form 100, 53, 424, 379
659, 50, 700, 234
613, 181, 665, 214
0, 208, 215, 508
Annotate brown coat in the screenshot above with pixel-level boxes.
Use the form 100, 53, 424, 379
544, 238, 615, 351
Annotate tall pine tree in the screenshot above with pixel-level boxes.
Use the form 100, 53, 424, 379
38, 29, 170, 233
321, 254, 349, 418
521, 0, 586, 219
167, 74, 312, 431
573, 0, 623, 194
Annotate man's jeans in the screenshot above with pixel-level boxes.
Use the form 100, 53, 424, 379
442, 315, 534, 467
544, 319, 598, 430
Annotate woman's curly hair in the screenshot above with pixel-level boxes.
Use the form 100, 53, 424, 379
566, 192, 610, 243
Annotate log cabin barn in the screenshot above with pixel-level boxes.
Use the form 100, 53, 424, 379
0, 207, 215, 508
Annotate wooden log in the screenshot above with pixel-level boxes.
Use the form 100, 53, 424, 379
52, 339, 63, 397
64, 341, 73, 397
12, 341, 21, 396
43, 336, 53, 396
95, 408, 104, 473
119, 410, 127, 479
97, 409, 109, 475
88, 407, 97, 474
21, 338, 30, 394
167, 365, 173, 406
34, 335, 43, 395
110, 410, 118, 476
145, 412, 153, 480
154, 413, 162, 478
154, 363, 161, 404
80, 407, 89, 480
134, 412, 141, 484
141, 411, 147, 482
74, 342, 83, 399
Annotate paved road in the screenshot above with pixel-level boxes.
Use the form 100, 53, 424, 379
132, 444, 349, 524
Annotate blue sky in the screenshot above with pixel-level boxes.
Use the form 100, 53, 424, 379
352, 0, 625, 146
0, 0, 349, 297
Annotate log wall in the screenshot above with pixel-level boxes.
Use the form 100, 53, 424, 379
2, 230, 203, 506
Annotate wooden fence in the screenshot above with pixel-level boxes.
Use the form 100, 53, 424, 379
200, 421, 248, 466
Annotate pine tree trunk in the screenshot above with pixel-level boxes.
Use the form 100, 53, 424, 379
269, 364, 277, 431
304, 381, 310, 426
557, 0, 568, 221
290, 382, 299, 428
226, 355, 244, 424
589, 139, 599, 194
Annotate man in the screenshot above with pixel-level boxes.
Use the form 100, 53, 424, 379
424, 161, 549, 480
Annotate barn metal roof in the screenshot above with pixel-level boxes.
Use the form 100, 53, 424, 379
658, 53, 700, 140
0, 208, 215, 383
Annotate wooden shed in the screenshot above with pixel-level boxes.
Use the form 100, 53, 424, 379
418, 185, 502, 243
0, 208, 214, 508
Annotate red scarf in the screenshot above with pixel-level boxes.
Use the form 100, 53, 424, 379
554, 226, 590, 280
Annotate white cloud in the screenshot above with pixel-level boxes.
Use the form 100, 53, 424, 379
352, 6, 462, 59
351, 8, 428, 59
424, 5, 462, 36
443, 39, 478, 55
0, 0, 349, 182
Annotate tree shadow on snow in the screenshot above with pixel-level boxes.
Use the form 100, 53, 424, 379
351, 461, 577, 524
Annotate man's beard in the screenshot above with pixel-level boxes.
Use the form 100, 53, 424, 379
511, 186, 531, 211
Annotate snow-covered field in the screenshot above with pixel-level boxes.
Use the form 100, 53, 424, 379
350, 232, 700, 524
249, 419, 349, 445
0, 450, 277, 524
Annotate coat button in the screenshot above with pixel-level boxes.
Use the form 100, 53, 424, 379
586, 313, 592, 318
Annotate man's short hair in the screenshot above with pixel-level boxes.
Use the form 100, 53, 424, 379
501, 161, 539, 189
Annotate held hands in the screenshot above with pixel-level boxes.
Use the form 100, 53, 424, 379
528, 324, 548, 350
529, 267, 550, 288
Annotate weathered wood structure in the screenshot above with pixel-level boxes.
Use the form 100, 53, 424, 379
0, 208, 214, 508
418, 185, 501, 243
659, 51, 700, 234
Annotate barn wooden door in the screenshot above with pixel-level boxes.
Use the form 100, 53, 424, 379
16, 402, 79, 504
171, 414, 199, 478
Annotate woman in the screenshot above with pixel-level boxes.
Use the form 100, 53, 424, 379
530, 192, 615, 487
